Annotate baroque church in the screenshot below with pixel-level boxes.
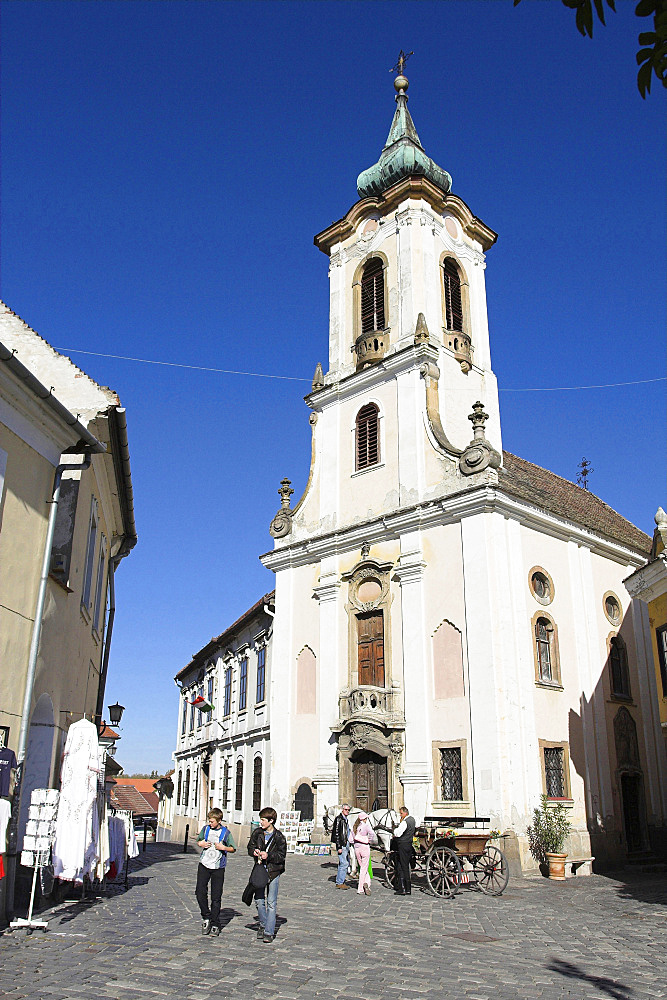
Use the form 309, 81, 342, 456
258, 65, 666, 872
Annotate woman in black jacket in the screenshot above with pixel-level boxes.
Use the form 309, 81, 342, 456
247, 807, 287, 943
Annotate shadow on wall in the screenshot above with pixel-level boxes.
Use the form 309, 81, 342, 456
568, 611, 664, 874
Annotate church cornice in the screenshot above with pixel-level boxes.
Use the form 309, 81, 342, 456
305, 341, 440, 408
314, 178, 497, 255
259, 486, 648, 574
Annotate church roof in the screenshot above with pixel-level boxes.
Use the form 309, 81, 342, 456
500, 452, 651, 556
356, 72, 452, 200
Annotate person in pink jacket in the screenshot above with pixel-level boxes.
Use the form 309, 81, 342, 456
352, 812, 375, 895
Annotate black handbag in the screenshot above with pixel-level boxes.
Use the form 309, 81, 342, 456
242, 880, 255, 906
250, 861, 270, 889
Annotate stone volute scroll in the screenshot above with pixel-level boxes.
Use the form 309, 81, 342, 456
269, 477, 294, 538
459, 401, 502, 477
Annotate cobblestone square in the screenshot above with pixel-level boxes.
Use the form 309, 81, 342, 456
1, 844, 665, 1000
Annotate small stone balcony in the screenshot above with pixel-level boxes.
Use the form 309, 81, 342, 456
354, 330, 388, 369
443, 329, 473, 372
338, 686, 404, 727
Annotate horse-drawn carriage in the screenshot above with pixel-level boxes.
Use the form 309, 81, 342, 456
383, 815, 509, 898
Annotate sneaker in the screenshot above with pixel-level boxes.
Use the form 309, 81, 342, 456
201, 919, 211, 935
210, 925, 220, 937
256, 924, 265, 940
263, 934, 274, 943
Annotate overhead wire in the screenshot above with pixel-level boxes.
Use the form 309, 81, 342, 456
57, 347, 666, 393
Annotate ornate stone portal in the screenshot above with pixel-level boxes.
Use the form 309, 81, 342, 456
330, 549, 405, 809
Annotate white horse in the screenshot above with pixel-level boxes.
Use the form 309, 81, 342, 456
323, 805, 401, 875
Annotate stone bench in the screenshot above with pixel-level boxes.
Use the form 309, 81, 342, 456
566, 856, 594, 877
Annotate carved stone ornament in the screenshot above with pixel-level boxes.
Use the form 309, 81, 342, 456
361, 540, 371, 560
312, 363, 324, 391
459, 401, 502, 477
348, 723, 380, 750
269, 510, 292, 538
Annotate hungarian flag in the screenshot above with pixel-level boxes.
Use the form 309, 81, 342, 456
189, 695, 214, 713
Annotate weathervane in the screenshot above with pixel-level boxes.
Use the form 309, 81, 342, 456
391, 49, 413, 76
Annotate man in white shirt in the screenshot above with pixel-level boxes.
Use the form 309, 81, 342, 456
392, 806, 416, 895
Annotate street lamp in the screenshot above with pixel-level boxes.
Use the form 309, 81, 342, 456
108, 702, 125, 726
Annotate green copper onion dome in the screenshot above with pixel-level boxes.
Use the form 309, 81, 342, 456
357, 73, 452, 200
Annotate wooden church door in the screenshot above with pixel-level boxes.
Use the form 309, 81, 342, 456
357, 611, 385, 687
352, 751, 388, 812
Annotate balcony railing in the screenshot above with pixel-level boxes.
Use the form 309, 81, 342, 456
338, 686, 404, 726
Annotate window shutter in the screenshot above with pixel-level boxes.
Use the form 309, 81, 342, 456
443, 258, 463, 332
361, 258, 385, 334
356, 403, 380, 470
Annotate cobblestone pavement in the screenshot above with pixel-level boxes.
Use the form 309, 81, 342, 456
1, 843, 666, 1000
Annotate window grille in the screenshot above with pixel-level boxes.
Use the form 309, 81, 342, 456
610, 637, 631, 698
443, 258, 463, 332
235, 760, 244, 811
439, 747, 463, 800
239, 658, 248, 711
356, 403, 380, 470
535, 618, 553, 681
223, 667, 232, 717
360, 257, 385, 334
544, 747, 565, 798
253, 757, 262, 812
256, 647, 266, 703
222, 760, 230, 809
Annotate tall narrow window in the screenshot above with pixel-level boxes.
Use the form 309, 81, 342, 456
439, 747, 463, 800
535, 618, 553, 682
544, 747, 565, 798
82, 499, 98, 610
235, 760, 244, 811
256, 647, 266, 703
92, 535, 107, 634
360, 257, 385, 334
176, 771, 182, 806
193, 767, 198, 808
223, 667, 232, 716
355, 404, 380, 471
196, 685, 204, 727
189, 696, 195, 732
610, 636, 631, 699
239, 658, 248, 711
222, 759, 230, 809
657, 625, 667, 698
357, 611, 385, 686
253, 757, 262, 812
443, 258, 463, 332
181, 698, 187, 736
206, 676, 214, 721
184, 769, 190, 808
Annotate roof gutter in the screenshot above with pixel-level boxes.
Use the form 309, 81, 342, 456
107, 406, 137, 556
0, 341, 106, 453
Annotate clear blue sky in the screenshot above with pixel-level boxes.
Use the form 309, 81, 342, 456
1, 1, 664, 773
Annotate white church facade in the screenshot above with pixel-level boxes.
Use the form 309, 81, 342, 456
256, 67, 666, 872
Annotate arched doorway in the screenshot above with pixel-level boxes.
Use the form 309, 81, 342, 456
294, 782, 314, 820
352, 750, 388, 812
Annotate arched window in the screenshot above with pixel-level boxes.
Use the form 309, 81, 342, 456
253, 757, 263, 812
176, 770, 182, 806
532, 614, 561, 686
235, 760, 244, 811
355, 403, 380, 470
222, 759, 230, 808
360, 258, 385, 334
443, 258, 463, 332
610, 636, 631, 699
184, 769, 190, 808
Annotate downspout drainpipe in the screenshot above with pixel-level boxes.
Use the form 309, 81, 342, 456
94, 556, 118, 729
6, 447, 100, 920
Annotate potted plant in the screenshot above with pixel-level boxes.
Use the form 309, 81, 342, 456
527, 794, 571, 879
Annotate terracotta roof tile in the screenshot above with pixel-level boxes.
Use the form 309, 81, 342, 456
499, 452, 650, 555
110, 784, 158, 816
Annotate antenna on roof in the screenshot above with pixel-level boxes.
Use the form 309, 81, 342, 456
577, 457, 594, 490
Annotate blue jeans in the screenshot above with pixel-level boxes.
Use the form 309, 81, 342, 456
336, 845, 350, 885
255, 876, 279, 937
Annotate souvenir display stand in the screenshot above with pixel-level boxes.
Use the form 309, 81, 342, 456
9, 787, 59, 933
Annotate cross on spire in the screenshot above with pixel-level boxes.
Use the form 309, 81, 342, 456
391, 49, 413, 76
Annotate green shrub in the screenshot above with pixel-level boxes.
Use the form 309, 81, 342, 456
527, 794, 571, 863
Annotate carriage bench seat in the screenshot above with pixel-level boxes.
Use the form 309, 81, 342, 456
423, 816, 491, 828
566, 857, 594, 877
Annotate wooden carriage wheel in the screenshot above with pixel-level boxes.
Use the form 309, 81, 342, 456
426, 844, 462, 897
472, 845, 509, 896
